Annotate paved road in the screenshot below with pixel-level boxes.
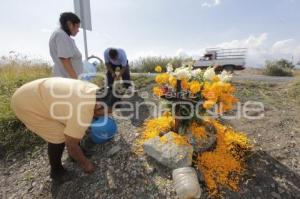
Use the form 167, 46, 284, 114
233, 74, 293, 83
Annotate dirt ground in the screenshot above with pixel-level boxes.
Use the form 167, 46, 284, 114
0, 74, 299, 199
223, 79, 300, 199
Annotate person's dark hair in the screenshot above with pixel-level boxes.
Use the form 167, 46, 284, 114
108, 49, 118, 59
59, 12, 80, 35
96, 88, 120, 108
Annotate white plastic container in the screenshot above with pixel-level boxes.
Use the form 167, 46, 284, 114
172, 167, 201, 199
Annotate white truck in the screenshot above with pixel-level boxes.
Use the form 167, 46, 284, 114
193, 48, 247, 72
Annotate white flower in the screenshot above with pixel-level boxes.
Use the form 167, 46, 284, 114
166, 63, 174, 73
191, 69, 202, 78
218, 70, 232, 82
203, 67, 216, 81
174, 67, 191, 80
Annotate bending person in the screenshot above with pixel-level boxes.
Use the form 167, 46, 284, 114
11, 78, 118, 180
104, 47, 131, 88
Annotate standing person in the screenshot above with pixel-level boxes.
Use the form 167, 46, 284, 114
49, 12, 83, 79
104, 48, 131, 88
11, 77, 119, 180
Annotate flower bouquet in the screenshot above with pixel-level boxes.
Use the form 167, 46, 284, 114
153, 63, 238, 152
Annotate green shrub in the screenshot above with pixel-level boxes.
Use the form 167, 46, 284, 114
264, 59, 294, 76
0, 118, 44, 159
131, 56, 193, 73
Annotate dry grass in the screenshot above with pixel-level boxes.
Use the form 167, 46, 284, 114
288, 74, 300, 105
0, 63, 51, 159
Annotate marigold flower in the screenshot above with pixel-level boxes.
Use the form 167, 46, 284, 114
196, 120, 251, 197
212, 75, 220, 82
189, 122, 207, 139
155, 73, 169, 84
153, 86, 164, 97
155, 65, 162, 73
189, 81, 202, 94
181, 78, 189, 90
169, 75, 177, 88
203, 100, 216, 109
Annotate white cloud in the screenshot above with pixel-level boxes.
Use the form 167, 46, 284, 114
271, 39, 295, 54
201, 0, 221, 7
216, 33, 268, 49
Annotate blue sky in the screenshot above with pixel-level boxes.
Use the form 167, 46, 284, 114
0, 0, 299, 66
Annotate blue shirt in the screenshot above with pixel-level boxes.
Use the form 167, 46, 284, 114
104, 48, 128, 67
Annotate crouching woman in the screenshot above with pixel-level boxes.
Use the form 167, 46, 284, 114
11, 77, 118, 180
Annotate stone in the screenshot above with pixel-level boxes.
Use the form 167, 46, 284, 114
271, 183, 275, 188
94, 191, 101, 198
271, 192, 281, 199
106, 170, 117, 190
187, 121, 217, 153
278, 187, 284, 194
107, 145, 122, 157
143, 132, 193, 169
145, 165, 155, 175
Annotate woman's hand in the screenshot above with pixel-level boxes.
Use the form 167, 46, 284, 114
81, 160, 95, 173
65, 135, 95, 174
60, 57, 78, 79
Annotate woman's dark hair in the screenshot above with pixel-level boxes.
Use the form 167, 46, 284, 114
59, 12, 80, 35
108, 49, 118, 59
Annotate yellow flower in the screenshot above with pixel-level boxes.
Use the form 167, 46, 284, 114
201, 81, 238, 113
141, 116, 174, 140
223, 83, 236, 93
170, 132, 190, 146
203, 100, 216, 109
169, 75, 177, 88
189, 122, 207, 139
162, 111, 172, 117
155, 75, 162, 84
212, 75, 220, 82
189, 81, 202, 94
196, 119, 251, 197
155, 65, 162, 73
181, 78, 189, 90
153, 86, 164, 97
155, 73, 169, 84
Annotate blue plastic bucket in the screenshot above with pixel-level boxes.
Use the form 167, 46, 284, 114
90, 117, 118, 144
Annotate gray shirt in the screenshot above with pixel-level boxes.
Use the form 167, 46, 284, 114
49, 29, 83, 78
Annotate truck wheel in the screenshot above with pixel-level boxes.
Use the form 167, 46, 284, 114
224, 65, 234, 73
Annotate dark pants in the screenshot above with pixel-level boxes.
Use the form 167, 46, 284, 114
106, 63, 131, 88
48, 142, 65, 177
47, 140, 93, 177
